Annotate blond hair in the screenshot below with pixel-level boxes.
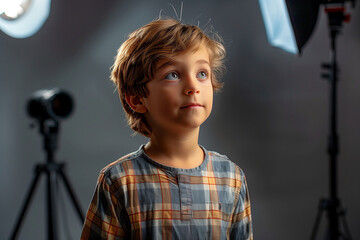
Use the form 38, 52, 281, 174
110, 18, 226, 137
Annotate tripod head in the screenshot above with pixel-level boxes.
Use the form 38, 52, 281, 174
321, 0, 356, 31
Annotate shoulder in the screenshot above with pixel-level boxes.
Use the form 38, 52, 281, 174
206, 149, 246, 182
99, 146, 145, 180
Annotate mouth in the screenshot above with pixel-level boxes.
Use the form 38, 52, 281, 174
180, 103, 203, 109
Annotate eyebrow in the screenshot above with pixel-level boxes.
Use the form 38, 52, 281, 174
156, 59, 210, 71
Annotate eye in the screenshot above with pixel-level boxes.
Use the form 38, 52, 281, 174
197, 71, 208, 79
165, 72, 180, 81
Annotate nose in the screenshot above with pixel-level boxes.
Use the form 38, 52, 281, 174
184, 76, 200, 95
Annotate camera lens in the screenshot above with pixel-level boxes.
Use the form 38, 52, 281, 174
27, 89, 74, 120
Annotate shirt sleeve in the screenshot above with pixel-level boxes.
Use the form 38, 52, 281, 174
81, 172, 128, 240
230, 170, 253, 240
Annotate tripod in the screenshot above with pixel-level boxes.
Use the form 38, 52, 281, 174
310, 3, 354, 240
9, 118, 84, 240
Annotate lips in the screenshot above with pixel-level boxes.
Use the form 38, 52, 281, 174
180, 103, 203, 109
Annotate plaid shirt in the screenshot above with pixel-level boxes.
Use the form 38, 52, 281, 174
81, 145, 252, 240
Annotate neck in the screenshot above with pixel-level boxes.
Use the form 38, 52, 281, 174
144, 127, 204, 169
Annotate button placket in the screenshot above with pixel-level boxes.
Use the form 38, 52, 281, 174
178, 173, 192, 221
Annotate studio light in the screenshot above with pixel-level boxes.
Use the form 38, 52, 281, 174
0, 0, 31, 19
258, 0, 355, 55
0, 0, 51, 38
259, 1, 357, 239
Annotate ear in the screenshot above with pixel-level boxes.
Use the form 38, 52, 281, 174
125, 94, 147, 113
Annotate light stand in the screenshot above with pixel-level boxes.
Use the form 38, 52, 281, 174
9, 89, 84, 240
310, 4, 353, 240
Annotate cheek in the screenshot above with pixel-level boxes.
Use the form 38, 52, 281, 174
205, 84, 214, 100
200, 84, 213, 113
159, 88, 180, 104
208, 94, 214, 112
145, 90, 177, 113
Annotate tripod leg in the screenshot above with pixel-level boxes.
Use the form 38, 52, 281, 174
47, 167, 58, 240
339, 208, 352, 240
9, 165, 44, 240
310, 199, 326, 240
58, 167, 85, 223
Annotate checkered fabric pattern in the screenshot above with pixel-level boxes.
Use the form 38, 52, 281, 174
81, 145, 252, 240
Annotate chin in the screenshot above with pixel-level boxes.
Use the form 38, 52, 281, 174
185, 120, 207, 129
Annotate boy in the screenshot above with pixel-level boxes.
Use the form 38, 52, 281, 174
81, 18, 252, 240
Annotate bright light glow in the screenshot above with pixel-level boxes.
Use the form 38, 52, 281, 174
259, 0, 298, 55
0, 0, 27, 18
0, 0, 51, 38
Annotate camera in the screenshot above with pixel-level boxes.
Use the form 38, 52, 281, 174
27, 88, 74, 121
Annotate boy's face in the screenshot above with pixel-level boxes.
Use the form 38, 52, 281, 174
141, 45, 214, 135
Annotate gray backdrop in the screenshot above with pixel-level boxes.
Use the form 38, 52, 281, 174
1, 0, 359, 239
